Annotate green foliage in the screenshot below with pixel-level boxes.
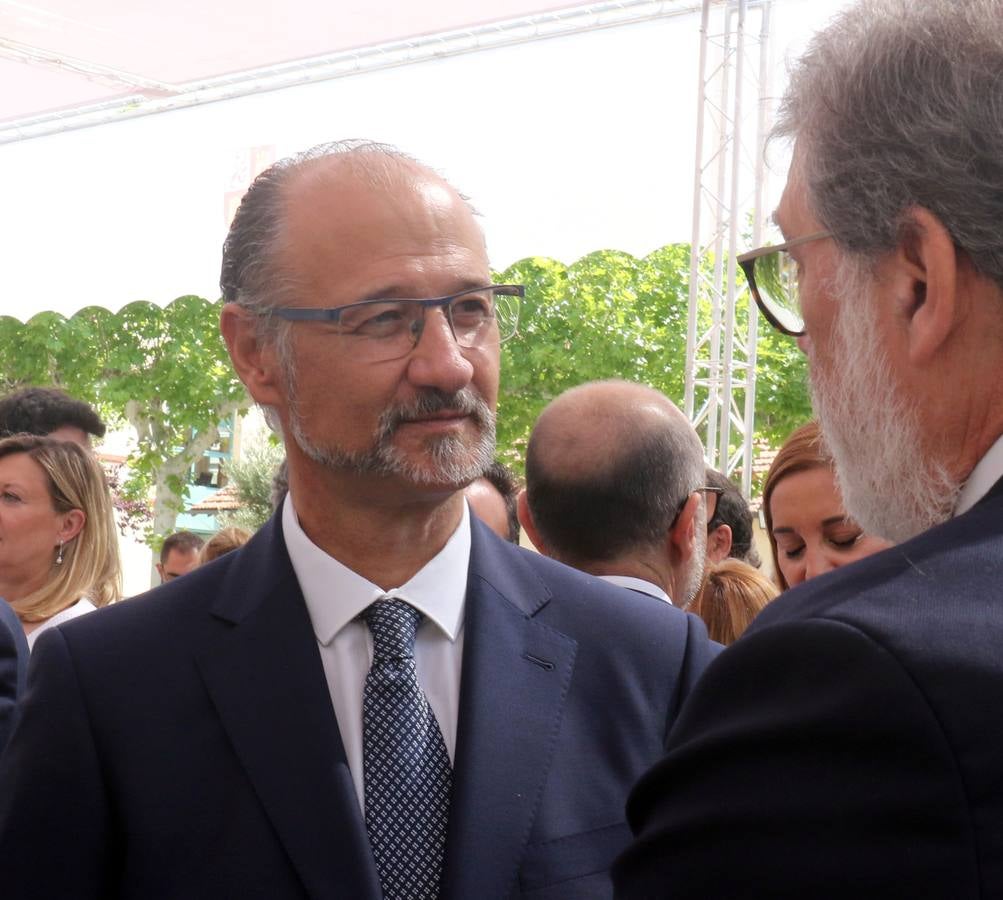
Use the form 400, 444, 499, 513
218, 438, 285, 532
495, 245, 692, 472
494, 244, 810, 479
0, 297, 250, 543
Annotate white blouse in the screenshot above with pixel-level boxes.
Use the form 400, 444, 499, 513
26, 598, 97, 651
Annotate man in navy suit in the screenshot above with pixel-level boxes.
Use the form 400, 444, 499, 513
0, 598, 27, 754
0, 141, 717, 898
615, 1, 1003, 896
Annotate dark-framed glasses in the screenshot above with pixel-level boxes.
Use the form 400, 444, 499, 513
673, 485, 725, 526
270, 284, 524, 362
737, 231, 831, 337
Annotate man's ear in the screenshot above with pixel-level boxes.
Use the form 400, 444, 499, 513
219, 303, 286, 408
706, 522, 733, 564
668, 492, 701, 563
894, 206, 962, 366
516, 490, 550, 556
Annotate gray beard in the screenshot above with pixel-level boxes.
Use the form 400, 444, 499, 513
679, 499, 708, 608
809, 258, 961, 543
288, 384, 496, 488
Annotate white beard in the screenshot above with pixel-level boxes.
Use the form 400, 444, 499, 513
679, 498, 709, 608
808, 258, 961, 544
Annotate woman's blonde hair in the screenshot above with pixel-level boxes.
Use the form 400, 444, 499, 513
690, 559, 779, 645
198, 526, 251, 565
0, 435, 122, 622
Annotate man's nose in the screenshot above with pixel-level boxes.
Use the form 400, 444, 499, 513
405, 307, 475, 392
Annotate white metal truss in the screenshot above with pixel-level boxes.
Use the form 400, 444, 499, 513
0, 0, 703, 145
683, 0, 773, 492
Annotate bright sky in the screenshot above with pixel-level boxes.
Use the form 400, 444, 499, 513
0, 0, 853, 319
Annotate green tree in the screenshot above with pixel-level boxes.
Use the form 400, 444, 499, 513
495, 245, 693, 472
218, 438, 285, 532
0, 297, 250, 543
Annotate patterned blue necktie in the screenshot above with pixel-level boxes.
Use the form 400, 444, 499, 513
363, 597, 452, 900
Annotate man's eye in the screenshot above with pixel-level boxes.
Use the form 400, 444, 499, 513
451, 297, 492, 322
783, 545, 805, 561
341, 303, 409, 336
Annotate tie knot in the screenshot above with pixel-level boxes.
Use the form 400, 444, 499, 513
364, 597, 421, 662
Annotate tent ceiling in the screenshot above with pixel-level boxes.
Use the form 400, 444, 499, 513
0, 0, 580, 128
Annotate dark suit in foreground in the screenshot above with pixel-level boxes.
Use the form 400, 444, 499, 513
614, 480, 1003, 898
0, 512, 717, 899
0, 598, 27, 754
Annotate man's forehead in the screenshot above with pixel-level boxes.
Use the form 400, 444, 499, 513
278, 156, 488, 288
772, 151, 810, 237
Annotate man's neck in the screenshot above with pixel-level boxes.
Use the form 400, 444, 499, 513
289, 468, 466, 589
581, 556, 671, 596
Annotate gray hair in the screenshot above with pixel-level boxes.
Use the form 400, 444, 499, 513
220, 139, 420, 326
774, 0, 1003, 290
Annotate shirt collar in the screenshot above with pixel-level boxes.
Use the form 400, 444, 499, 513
282, 492, 470, 645
954, 433, 1003, 517
596, 574, 672, 605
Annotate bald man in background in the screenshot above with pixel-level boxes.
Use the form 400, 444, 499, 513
519, 380, 714, 609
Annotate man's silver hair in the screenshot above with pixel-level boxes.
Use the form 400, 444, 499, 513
774, 0, 1003, 289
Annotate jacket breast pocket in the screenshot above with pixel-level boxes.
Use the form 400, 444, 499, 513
516, 821, 631, 898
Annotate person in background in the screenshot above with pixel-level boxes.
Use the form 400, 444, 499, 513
688, 558, 778, 645
0, 599, 28, 754
0, 435, 120, 651
156, 530, 204, 583
0, 386, 105, 449
703, 468, 760, 568
763, 422, 889, 590
463, 459, 520, 543
519, 380, 716, 610
616, 1, 1003, 894
198, 526, 252, 565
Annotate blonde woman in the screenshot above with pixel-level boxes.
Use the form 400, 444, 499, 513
198, 526, 252, 565
0, 434, 121, 649
689, 559, 779, 645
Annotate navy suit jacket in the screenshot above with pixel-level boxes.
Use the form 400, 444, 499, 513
0, 511, 717, 898
0, 598, 28, 755
614, 478, 1003, 898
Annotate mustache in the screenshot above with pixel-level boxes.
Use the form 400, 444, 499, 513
379, 388, 493, 435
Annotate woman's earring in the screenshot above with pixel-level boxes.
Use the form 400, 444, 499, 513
56, 540, 64, 566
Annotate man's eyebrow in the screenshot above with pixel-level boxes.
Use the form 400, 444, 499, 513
771, 526, 795, 535
822, 516, 853, 527
359, 279, 491, 303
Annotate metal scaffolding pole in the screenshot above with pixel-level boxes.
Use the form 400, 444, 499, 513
683, 0, 773, 492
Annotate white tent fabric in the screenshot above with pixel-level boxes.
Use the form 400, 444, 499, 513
0, 0, 849, 321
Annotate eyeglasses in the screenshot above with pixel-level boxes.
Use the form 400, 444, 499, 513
269, 284, 524, 362
737, 231, 831, 337
673, 485, 725, 526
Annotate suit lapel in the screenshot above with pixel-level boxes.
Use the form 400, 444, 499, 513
440, 522, 578, 900
195, 515, 381, 900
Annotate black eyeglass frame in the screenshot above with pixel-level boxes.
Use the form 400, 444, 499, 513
737, 231, 831, 337
269, 283, 525, 345
672, 485, 725, 527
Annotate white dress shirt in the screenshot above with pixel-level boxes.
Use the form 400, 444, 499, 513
954, 433, 1003, 517
597, 574, 672, 605
283, 494, 469, 810
26, 597, 96, 651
